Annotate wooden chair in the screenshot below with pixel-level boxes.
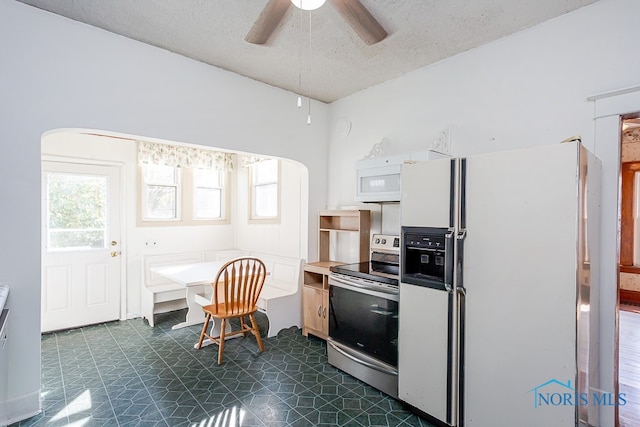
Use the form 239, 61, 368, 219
196, 257, 266, 364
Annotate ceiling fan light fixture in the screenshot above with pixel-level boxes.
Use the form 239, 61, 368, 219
291, 0, 326, 11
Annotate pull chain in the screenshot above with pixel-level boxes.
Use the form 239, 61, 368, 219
307, 8, 312, 125
297, 2, 303, 108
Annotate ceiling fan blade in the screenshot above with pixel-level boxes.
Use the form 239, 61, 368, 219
329, 0, 387, 45
245, 0, 291, 45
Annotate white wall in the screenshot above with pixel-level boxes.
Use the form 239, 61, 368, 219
0, 1, 328, 423
236, 159, 308, 258
326, 1, 640, 425
329, 0, 637, 205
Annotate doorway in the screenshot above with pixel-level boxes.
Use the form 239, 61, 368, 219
618, 114, 640, 427
41, 160, 122, 332
40, 129, 311, 334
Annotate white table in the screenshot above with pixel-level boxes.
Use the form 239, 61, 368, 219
150, 261, 235, 348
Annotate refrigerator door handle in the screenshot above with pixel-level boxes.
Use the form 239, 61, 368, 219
444, 229, 455, 293
456, 229, 467, 292
456, 284, 466, 427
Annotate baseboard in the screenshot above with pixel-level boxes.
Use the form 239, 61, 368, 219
3, 390, 41, 426
620, 289, 640, 305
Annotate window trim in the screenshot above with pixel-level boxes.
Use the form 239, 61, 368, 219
137, 164, 230, 227
620, 161, 640, 266
44, 170, 110, 252
140, 164, 181, 222
192, 168, 226, 221
249, 159, 281, 224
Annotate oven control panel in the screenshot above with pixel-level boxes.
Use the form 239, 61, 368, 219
371, 234, 400, 254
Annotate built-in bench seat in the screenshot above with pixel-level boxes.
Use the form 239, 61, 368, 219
141, 251, 204, 327
142, 250, 302, 337
251, 252, 302, 338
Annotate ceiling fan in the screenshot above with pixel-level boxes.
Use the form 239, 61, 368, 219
245, 0, 388, 46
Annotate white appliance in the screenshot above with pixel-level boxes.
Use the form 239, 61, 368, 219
0, 310, 7, 427
0, 284, 9, 427
398, 141, 600, 427
0, 308, 9, 426
328, 234, 400, 398
355, 150, 448, 203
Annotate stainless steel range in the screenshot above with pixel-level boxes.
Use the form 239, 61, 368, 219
328, 234, 400, 398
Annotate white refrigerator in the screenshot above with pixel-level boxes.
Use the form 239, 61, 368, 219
398, 141, 601, 427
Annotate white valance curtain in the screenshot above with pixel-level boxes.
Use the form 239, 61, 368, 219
238, 155, 272, 168
137, 141, 235, 171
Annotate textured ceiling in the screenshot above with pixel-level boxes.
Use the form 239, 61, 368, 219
16, 0, 598, 103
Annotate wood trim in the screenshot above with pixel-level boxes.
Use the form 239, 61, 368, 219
620, 289, 640, 305
620, 265, 640, 274
620, 162, 640, 266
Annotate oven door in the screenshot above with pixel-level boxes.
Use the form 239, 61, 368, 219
328, 274, 399, 367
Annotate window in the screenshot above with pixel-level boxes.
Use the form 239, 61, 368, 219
193, 168, 224, 220
250, 159, 279, 220
137, 141, 234, 226
139, 164, 229, 226
620, 161, 640, 270
142, 164, 180, 220
46, 172, 108, 250
620, 116, 640, 271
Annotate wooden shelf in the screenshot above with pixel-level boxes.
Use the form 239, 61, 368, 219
318, 210, 370, 264
304, 261, 344, 274
302, 210, 370, 340
319, 210, 364, 231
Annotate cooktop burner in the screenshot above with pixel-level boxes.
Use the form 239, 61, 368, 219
330, 233, 400, 286
330, 261, 399, 286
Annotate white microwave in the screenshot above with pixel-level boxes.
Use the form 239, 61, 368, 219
355, 150, 449, 203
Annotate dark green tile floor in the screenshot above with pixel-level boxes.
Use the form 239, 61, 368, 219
12, 310, 433, 426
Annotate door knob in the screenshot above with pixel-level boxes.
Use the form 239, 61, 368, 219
111, 251, 119, 257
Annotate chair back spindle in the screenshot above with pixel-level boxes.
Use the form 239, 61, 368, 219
197, 257, 267, 364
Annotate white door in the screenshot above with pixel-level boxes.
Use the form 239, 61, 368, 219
42, 161, 122, 332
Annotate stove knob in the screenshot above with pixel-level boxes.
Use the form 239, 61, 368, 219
374, 238, 380, 244
381, 239, 387, 244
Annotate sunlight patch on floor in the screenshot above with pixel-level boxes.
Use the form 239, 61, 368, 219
51, 389, 92, 423
192, 405, 246, 427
